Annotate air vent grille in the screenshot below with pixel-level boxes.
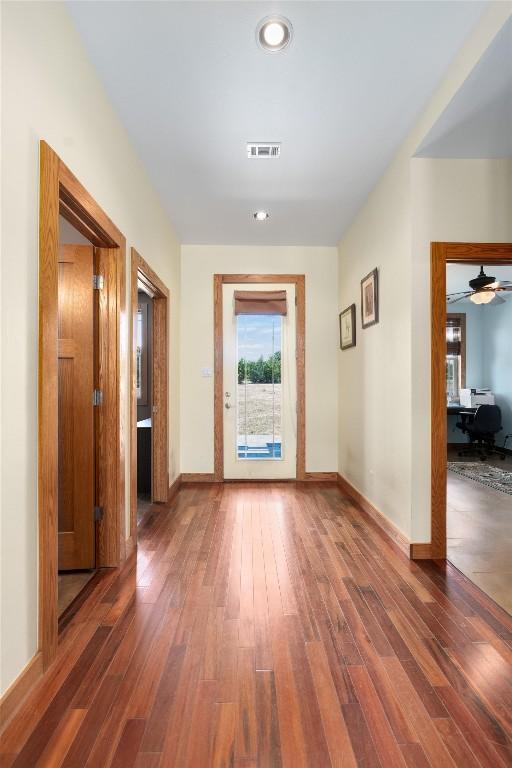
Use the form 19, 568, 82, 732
247, 143, 281, 159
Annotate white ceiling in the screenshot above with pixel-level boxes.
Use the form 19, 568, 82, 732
447, 263, 512, 300
416, 17, 512, 159
67, 1, 487, 246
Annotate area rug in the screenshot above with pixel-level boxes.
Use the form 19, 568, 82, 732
448, 462, 512, 495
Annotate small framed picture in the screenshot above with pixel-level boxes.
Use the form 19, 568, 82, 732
361, 268, 379, 329
339, 304, 356, 350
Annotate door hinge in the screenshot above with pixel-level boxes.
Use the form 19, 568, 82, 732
94, 506, 104, 522
93, 274, 104, 290
93, 389, 103, 406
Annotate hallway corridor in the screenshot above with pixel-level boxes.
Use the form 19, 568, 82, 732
1, 482, 512, 767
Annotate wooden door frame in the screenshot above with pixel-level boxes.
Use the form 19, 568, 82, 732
428, 241, 512, 559
213, 274, 306, 482
39, 141, 126, 668
130, 249, 169, 536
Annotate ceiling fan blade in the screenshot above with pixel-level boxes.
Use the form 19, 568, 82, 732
496, 281, 512, 287
491, 294, 506, 305
447, 294, 471, 304
446, 291, 472, 299
496, 286, 512, 292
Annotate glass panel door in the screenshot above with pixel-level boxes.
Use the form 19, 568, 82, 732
223, 284, 296, 479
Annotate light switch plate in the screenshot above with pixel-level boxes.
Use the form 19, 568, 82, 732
201, 367, 213, 378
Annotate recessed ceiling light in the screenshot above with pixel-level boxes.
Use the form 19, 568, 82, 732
253, 211, 269, 221
257, 16, 292, 53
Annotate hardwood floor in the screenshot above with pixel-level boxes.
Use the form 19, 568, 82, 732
58, 572, 97, 616
2, 482, 512, 767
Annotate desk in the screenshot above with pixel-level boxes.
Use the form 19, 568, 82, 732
447, 406, 477, 417
447, 406, 477, 427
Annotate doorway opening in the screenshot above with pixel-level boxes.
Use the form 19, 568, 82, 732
39, 142, 126, 669
136, 287, 153, 519
429, 242, 512, 612
130, 250, 169, 536
214, 274, 306, 482
445, 260, 512, 613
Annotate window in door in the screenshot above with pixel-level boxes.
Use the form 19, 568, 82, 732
237, 314, 282, 460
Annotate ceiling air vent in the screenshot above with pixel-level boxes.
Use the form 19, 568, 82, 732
247, 143, 281, 159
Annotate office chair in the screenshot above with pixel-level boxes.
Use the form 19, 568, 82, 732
456, 404, 505, 460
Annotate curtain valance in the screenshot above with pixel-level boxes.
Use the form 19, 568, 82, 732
234, 290, 287, 315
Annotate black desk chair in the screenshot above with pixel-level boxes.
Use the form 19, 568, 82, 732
456, 404, 505, 460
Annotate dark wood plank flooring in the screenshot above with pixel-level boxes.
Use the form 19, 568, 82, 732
1, 482, 512, 767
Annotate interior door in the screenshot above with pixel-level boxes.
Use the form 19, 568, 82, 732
223, 283, 297, 479
58, 245, 95, 569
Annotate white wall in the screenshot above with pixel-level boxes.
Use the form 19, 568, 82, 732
1, 2, 181, 693
338, 5, 512, 542
411, 158, 512, 539
180, 246, 338, 474
338, 167, 413, 537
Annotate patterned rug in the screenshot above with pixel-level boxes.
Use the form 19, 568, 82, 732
448, 462, 512, 495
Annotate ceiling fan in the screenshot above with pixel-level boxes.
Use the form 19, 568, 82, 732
446, 266, 512, 306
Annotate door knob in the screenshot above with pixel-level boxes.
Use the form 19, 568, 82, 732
225, 402, 232, 409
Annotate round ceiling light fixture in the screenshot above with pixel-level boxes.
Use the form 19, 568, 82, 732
253, 210, 269, 221
470, 289, 495, 305
257, 15, 293, 52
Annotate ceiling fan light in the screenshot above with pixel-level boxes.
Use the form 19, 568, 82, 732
470, 290, 495, 305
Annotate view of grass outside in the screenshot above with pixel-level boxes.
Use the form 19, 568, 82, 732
237, 383, 282, 437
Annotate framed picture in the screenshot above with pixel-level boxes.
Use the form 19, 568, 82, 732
361, 268, 379, 329
339, 304, 356, 350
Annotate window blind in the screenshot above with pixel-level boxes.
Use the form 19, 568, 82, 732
234, 290, 287, 316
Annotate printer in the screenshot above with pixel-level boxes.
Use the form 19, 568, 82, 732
460, 388, 495, 408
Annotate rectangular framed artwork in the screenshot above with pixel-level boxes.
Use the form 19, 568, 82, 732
339, 303, 356, 350
361, 268, 379, 328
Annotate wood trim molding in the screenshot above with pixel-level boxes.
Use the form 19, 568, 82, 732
39, 142, 60, 668
39, 141, 126, 670
430, 242, 512, 559
134, 252, 169, 299
302, 472, 338, 482
0, 654, 43, 733
337, 473, 410, 558
182, 473, 218, 483
168, 474, 182, 502
130, 249, 170, 537
213, 274, 306, 482
181, 475, 338, 485
410, 543, 432, 559
213, 276, 224, 482
152, 297, 169, 501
